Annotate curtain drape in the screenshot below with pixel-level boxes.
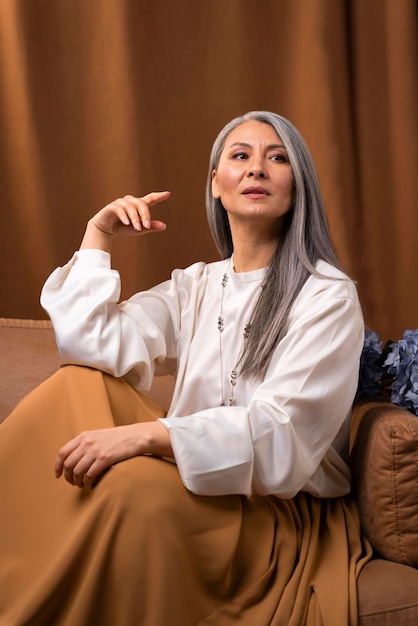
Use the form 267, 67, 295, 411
0, 0, 416, 342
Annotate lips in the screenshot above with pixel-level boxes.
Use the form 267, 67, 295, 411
242, 186, 270, 197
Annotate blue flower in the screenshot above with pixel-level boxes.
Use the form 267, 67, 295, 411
356, 330, 384, 398
384, 329, 418, 415
356, 328, 418, 416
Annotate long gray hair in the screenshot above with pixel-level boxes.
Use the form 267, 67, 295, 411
206, 111, 342, 380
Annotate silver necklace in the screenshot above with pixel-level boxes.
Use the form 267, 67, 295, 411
218, 263, 265, 406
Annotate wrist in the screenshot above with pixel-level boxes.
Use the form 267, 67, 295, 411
80, 219, 114, 253
137, 421, 173, 458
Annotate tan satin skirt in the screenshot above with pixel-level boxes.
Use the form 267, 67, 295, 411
0, 366, 371, 626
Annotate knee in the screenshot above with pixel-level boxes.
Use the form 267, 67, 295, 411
92, 455, 183, 524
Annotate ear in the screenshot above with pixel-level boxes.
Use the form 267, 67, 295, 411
211, 169, 220, 199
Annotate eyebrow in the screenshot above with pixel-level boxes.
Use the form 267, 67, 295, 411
228, 141, 287, 151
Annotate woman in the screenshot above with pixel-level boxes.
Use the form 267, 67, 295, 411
0, 111, 371, 625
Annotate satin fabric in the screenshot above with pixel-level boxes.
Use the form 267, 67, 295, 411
41, 251, 364, 498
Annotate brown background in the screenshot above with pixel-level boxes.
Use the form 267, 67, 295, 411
0, 0, 417, 343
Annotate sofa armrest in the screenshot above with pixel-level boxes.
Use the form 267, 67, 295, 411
350, 397, 418, 567
0, 318, 60, 423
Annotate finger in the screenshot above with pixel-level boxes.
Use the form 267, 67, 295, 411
70, 455, 97, 488
102, 197, 146, 232
142, 219, 167, 234
126, 192, 170, 230
55, 438, 81, 478
63, 464, 78, 486
139, 191, 171, 208
71, 451, 115, 487
115, 197, 145, 231
83, 459, 110, 486
114, 205, 131, 227
62, 447, 87, 485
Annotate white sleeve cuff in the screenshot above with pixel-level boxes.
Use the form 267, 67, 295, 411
72, 249, 111, 268
159, 407, 254, 496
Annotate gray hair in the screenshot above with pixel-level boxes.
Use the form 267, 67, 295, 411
206, 111, 342, 380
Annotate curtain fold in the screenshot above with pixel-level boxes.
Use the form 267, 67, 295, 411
0, 0, 416, 341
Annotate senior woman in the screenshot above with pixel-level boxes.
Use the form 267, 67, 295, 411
0, 111, 371, 625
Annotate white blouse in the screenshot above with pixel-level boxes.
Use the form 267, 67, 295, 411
41, 250, 364, 499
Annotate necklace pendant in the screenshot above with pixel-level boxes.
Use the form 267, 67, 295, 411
229, 397, 236, 406
230, 368, 238, 386
243, 322, 251, 339
221, 272, 229, 288
218, 315, 224, 332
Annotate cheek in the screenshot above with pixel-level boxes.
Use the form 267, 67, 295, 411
282, 172, 294, 200
212, 169, 235, 199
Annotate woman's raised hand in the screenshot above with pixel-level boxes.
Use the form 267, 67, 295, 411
80, 191, 170, 252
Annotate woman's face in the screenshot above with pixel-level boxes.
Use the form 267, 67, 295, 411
211, 121, 294, 231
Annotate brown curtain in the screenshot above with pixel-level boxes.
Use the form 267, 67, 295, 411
0, 0, 416, 343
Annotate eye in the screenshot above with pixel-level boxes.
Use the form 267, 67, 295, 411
270, 153, 289, 163
232, 152, 248, 160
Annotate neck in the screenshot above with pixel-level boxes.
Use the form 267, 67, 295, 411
231, 239, 278, 273
228, 215, 282, 273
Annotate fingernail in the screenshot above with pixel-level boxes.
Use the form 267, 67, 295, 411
143, 219, 151, 229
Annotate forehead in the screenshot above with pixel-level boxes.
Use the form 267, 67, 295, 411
224, 120, 283, 146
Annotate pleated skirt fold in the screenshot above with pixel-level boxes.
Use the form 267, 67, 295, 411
0, 366, 371, 626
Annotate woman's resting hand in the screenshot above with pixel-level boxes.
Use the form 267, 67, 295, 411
55, 421, 173, 488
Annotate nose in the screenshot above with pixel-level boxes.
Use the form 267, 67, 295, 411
247, 157, 267, 178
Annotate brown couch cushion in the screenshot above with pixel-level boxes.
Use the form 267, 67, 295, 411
357, 559, 418, 626
350, 398, 418, 567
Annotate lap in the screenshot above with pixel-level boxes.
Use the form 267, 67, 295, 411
0, 365, 369, 626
